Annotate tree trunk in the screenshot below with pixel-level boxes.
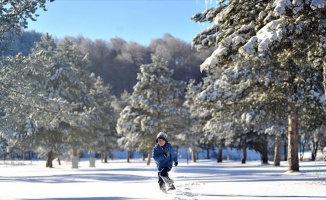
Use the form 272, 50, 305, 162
323, 61, 326, 102
283, 134, 287, 161
299, 138, 305, 161
287, 103, 299, 171
241, 143, 247, 164
101, 152, 108, 163
311, 140, 318, 161
191, 146, 197, 163
261, 139, 269, 164
127, 150, 131, 163
71, 156, 79, 168
72, 148, 78, 157
89, 157, 96, 167
217, 144, 223, 163
57, 157, 61, 165
273, 135, 281, 166
46, 151, 53, 168
206, 148, 210, 159
109, 151, 114, 160
146, 151, 152, 166
142, 152, 147, 161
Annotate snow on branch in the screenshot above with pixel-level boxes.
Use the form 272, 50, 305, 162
273, 0, 292, 15
239, 19, 284, 59
311, 0, 326, 9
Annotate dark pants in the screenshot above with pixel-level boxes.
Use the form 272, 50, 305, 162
158, 167, 170, 188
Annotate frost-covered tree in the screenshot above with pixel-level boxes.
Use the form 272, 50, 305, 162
265, 125, 287, 166
0, 34, 98, 167
149, 33, 213, 82
116, 105, 141, 162
0, 0, 54, 55
192, 0, 326, 171
181, 79, 211, 162
48, 38, 95, 157
9, 30, 43, 56
0, 0, 54, 157
299, 107, 326, 161
0, 134, 8, 159
197, 58, 324, 166
116, 91, 141, 163
84, 75, 119, 163
117, 54, 185, 165
311, 124, 326, 159
193, 65, 257, 163
8, 119, 38, 160
0, 35, 63, 165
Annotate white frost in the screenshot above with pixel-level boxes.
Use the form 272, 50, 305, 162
311, 0, 326, 9
273, 0, 292, 15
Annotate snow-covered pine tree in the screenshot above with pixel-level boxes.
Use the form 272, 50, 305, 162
0, 53, 37, 159
299, 105, 326, 161
5, 35, 97, 168
310, 124, 326, 160
83, 75, 119, 163
116, 105, 142, 162
181, 79, 211, 162
0, 34, 69, 166
8, 119, 38, 160
117, 54, 185, 165
116, 91, 141, 163
0, 0, 56, 162
197, 55, 324, 166
43, 38, 99, 167
0, 134, 8, 159
192, 0, 326, 171
0, 0, 54, 55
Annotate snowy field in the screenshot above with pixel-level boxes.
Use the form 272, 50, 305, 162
1, 158, 326, 200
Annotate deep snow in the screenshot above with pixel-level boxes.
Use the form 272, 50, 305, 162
0, 158, 326, 200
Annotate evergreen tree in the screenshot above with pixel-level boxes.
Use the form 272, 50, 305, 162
117, 54, 185, 165
42, 37, 103, 167
116, 105, 142, 162
9, 30, 44, 56
116, 91, 141, 163
0, 34, 68, 165
181, 80, 211, 162
2, 35, 98, 167
84, 75, 119, 163
192, 0, 326, 171
0, 0, 54, 55
0, 134, 9, 159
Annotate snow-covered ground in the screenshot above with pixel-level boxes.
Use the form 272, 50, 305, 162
1, 158, 326, 200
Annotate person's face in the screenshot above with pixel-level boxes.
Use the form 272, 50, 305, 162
157, 139, 166, 146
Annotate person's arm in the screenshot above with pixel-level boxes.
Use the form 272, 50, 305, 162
169, 145, 178, 164
153, 146, 165, 163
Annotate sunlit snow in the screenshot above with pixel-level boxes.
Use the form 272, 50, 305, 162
1, 156, 326, 200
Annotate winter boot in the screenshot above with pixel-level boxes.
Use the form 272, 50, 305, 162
168, 183, 176, 190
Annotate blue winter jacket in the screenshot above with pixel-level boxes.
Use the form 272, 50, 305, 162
152, 142, 178, 171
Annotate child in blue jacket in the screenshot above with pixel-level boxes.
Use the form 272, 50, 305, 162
152, 132, 178, 192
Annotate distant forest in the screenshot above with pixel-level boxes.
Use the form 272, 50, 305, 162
9, 30, 214, 96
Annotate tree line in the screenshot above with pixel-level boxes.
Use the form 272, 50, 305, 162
7, 31, 213, 97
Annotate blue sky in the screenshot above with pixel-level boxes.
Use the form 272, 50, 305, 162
26, 0, 217, 46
